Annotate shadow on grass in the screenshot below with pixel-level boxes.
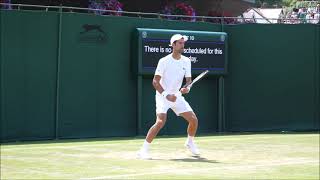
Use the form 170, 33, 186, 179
170, 156, 219, 164
151, 156, 219, 164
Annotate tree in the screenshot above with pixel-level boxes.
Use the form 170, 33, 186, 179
255, 0, 300, 8
281, 0, 298, 7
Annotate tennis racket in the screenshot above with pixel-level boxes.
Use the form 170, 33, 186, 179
186, 70, 209, 89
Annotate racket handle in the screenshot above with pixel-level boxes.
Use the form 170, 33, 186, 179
183, 83, 192, 88
186, 84, 192, 89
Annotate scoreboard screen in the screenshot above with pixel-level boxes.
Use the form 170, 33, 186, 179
135, 28, 228, 75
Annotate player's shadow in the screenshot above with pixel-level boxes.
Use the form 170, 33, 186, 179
169, 156, 218, 164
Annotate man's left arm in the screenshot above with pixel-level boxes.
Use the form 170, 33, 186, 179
180, 58, 192, 94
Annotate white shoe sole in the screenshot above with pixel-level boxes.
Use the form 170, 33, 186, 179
137, 151, 151, 160
185, 143, 200, 156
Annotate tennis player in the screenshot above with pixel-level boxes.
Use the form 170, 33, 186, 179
138, 34, 200, 159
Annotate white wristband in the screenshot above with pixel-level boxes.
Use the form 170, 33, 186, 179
176, 91, 182, 96
161, 91, 169, 98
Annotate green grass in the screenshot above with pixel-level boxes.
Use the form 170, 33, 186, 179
1, 133, 319, 179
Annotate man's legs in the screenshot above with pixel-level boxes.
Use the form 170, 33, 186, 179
180, 111, 198, 136
180, 111, 200, 155
146, 113, 167, 143
138, 113, 167, 159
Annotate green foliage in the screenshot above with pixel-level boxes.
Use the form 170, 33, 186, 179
282, 0, 298, 7
256, 0, 283, 7
256, 0, 319, 8
294, 0, 320, 8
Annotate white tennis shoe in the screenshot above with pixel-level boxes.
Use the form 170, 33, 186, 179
185, 141, 200, 156
137, 148, 151, 159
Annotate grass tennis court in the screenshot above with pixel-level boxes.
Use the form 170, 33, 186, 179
1, 133, 319, 179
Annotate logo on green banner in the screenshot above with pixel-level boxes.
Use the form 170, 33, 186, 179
78, 24, 107, 44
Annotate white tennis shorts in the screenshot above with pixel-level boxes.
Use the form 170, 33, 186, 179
156, 94, 193, 116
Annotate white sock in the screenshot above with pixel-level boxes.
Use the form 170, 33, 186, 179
187, 135, 194, 144
142, 140, 150, 151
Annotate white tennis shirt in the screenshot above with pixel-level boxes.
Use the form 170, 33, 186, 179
155, 53, 191, 95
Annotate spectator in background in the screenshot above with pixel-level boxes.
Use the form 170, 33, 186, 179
299, 7, 307, 23
314, 11, 320, 24
88, 0, 123, 16
306, 11, 312, 23
290, 8, 299, 24
313, 3, 320, 24
1, 0, 12, 10
278, 9, 285, 24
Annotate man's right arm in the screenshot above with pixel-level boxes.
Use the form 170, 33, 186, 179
152, 75, 164, 94
152, 75, 176, 102
154, 59, 176, 102
154, 59, 166, 97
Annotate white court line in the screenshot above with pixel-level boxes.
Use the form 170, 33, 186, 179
80, 160, 319, 180
79, 171, 168, 180
2, 135, 318, 150
0, 143, 123, 150
0, 137, 276, 150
